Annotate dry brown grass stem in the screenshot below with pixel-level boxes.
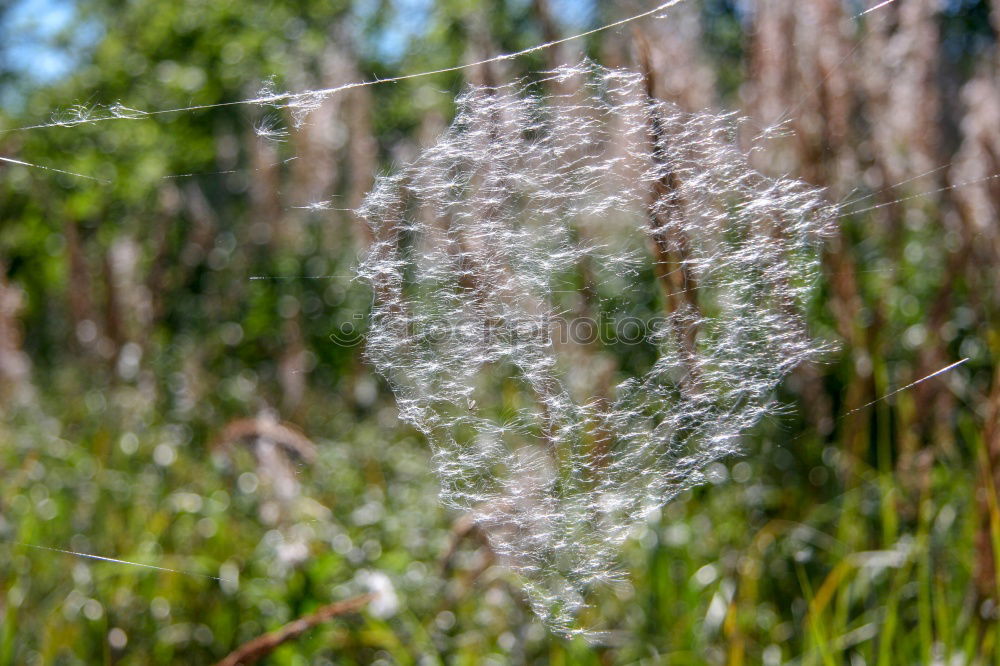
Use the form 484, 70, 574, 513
213, 417, 318, 463
214, 594, 374, 666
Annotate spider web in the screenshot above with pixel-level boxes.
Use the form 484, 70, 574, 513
357, 60, 834, 634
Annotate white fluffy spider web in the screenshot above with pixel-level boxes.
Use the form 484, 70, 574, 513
357, 61, 834, 634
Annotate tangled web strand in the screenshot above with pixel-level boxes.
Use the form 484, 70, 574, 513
357, 61, 834, 634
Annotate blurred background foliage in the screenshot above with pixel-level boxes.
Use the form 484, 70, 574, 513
1, 0, 1000, 663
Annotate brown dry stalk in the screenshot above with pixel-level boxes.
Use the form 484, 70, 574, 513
0, 261, 33, 403
213, 417, 318, 463
214, 594, 374, 666
974, 365, 1000, 601
65, 218, 95, 345
634, 29, 699, 322
633, 28, 704, 397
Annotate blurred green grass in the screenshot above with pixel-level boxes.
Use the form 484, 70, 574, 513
0, 372, 995, 664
